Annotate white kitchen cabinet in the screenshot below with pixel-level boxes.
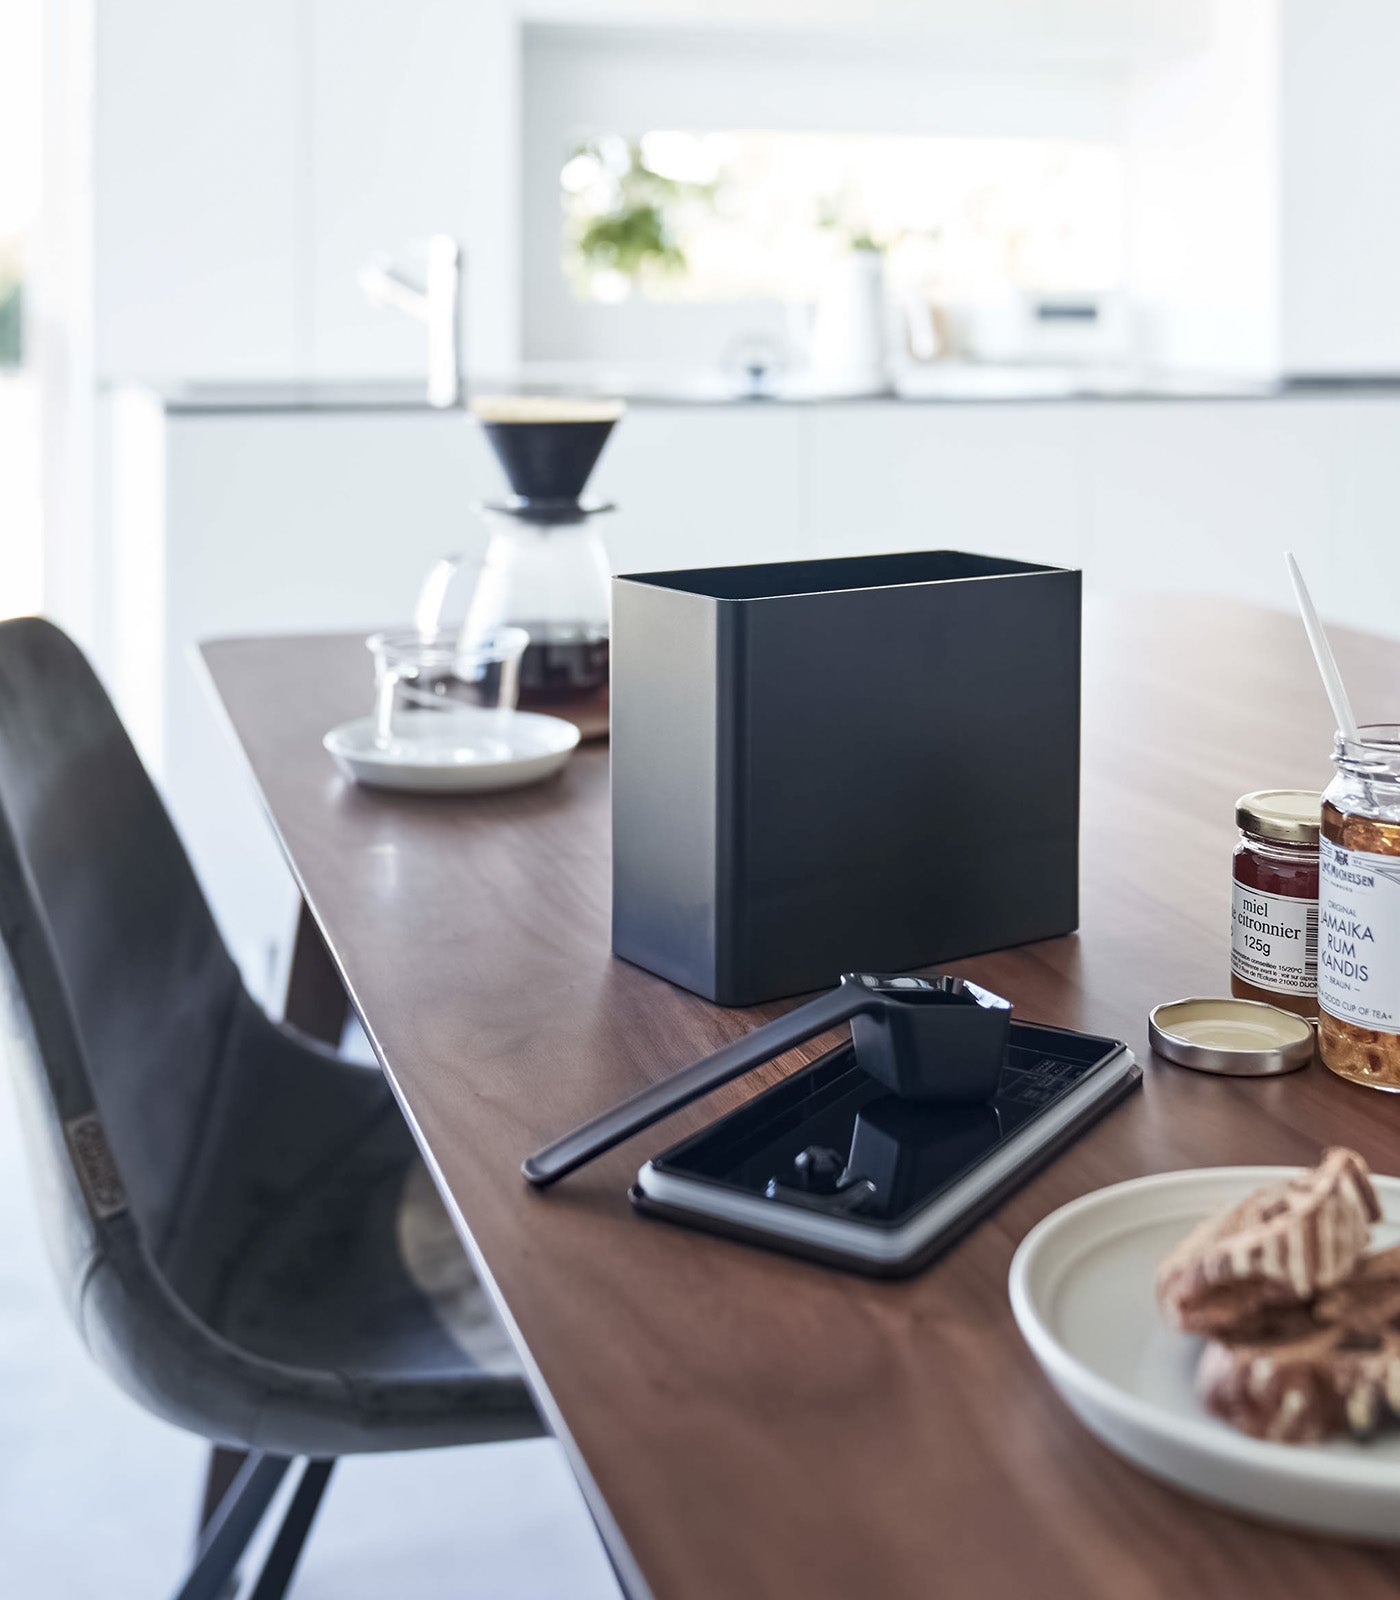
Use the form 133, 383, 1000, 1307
105, 386, 1400, 999
594, 407, 804, 574
1305, 399, 1400, 643
1077, 401, 1334, 613
110, 399, 500, 995
800, 403, 1084, 570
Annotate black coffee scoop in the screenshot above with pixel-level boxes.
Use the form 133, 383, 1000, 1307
522, 973, 1011, 1188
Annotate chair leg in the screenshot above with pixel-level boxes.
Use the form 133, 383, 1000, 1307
174, 1453, 290, 1600
246, 1459, 336, 1600
198, 1445, 250, 1536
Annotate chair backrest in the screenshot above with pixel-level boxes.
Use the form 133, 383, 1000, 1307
0, 618, 243, 1304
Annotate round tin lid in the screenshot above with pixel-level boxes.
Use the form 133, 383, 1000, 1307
1148, 997, 1315, 1076
1235, 788, 1321, 846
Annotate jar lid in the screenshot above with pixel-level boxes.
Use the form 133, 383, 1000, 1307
1148, 997, 1315, 1076
1235, 788, 1321, 846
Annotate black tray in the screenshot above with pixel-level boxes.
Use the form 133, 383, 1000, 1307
631, 1019, 1139, 1276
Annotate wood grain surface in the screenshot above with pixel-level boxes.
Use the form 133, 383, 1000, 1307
203, 598, 1400, 1600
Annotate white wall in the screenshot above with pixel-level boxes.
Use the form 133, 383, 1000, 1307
526, 0, 1209, 63
91, 0, 519, 386
1278, 0, 1400, 372
34, 0, 98, 647
92, 0, 303, 381
1122, 0, 1278, 375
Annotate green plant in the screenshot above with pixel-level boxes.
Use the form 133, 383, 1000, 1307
564, 139, 714, 293
577, 199, 685, 280
816, 196, 885, 255
0, 282, 21, 367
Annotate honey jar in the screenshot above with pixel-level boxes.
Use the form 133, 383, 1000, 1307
1231, 790, 1321, 1019
1319, 727, 1400, 1090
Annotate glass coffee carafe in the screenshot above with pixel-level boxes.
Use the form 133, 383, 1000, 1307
416, 395, 622, 720
464, 498, 612, 700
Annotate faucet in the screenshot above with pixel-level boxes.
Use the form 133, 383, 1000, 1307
358, 235, 464, 409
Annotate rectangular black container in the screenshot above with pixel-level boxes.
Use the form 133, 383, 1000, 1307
610, 550, 1081, 1006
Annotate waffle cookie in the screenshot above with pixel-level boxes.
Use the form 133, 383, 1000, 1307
1197, 1245, 1400, 1443
1156, 1148, 1380, 1337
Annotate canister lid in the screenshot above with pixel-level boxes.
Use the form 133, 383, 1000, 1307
1148, 997, 1315, 1076
1235, 789, 1321, 846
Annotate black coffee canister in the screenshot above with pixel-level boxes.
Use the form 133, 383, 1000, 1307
610, 550, 1081, 1005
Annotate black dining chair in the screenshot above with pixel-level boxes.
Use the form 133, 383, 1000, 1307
0, 617, 543, 1598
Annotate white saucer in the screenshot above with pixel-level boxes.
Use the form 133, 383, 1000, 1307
1009, 1166, 1400, 1540
323, 709, 580, 794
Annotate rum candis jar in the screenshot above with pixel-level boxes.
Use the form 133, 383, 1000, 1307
1231, 790, 1321, 1019
1319, 727, 1400, 1090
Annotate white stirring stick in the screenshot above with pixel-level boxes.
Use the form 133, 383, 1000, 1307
1285, 551, 1359, 742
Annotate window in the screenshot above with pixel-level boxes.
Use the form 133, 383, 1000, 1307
561, 130, 1123, 307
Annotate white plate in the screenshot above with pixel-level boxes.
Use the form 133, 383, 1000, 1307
1009, 1167, 1400, 1540
323, 709, 580, 794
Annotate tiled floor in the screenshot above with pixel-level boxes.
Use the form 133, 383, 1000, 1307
0, 1047, 621, 1598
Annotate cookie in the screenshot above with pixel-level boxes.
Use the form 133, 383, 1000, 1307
1156, 1148, 1379, 1336
1197, 1250, 1400, 1444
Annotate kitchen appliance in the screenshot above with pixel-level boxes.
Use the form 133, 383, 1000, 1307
524, 972, 1136, 1275
610, 550, 1082, 1005
924, 290, 1133, 367
416, 396, 623, 722
805, 247, 891, 394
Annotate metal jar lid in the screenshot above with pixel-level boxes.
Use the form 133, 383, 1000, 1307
1148, 997, 1316, 1076
1235, 788, 1321, 847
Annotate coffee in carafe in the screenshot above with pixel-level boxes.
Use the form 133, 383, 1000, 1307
466, 396, 621, 715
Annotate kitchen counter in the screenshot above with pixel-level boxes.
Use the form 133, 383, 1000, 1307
133, 365, 1400, 415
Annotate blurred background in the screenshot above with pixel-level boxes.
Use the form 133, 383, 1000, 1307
3, 1, 1400, 1592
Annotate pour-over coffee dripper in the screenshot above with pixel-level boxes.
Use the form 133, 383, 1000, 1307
523, 973, 1012, 1187
462, 396, 623, 708
474, 395, 622, 505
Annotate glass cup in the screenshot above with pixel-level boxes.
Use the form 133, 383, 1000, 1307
366, 627, 528, 756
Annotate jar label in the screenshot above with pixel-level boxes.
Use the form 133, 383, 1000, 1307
1319, 839, 1400, 1033
1231, 884, 1318, 994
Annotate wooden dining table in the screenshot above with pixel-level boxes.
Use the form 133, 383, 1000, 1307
202, 595, 1400, 1600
